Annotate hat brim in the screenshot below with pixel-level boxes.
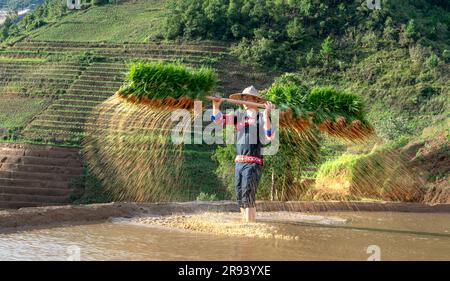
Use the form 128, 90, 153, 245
229, 93, 267, 104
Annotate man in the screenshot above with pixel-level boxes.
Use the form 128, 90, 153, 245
211, 86, 275, 223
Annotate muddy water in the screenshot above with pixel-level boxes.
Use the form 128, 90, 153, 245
0, 212, 449, 261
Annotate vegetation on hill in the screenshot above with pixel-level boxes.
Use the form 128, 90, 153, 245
0, 0, 65, 42
165, 0, 450, 70
0, 0, 43, 10
0, 0, 168, 43
0, 95, 48, 141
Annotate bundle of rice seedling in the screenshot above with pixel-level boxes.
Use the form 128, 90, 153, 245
264, 84, 374, 141
117, 61, 218, 109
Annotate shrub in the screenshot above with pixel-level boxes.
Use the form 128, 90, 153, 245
319, 36, 334, 63
196, 192, 218, 201
442, 49, 450, 62
230, 37, 293, 70
425, 53, 439, 69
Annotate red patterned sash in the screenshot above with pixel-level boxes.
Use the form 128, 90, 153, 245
235, 155, 264, 165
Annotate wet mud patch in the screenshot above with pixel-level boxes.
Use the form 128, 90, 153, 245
122, 211, 348, 240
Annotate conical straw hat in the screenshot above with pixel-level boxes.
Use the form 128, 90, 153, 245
229, 85, 266, 104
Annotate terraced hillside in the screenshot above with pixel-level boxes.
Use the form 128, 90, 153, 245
0, 142, 82, 209
0, 39, 275, 207
0, 40, 272, 142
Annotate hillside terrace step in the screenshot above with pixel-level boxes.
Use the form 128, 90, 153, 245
0, 147, 80, 159
93, 51, 214, 60
0, 60, 81, 65
0, 64, 82, 71
0, 170, 76, 182
70, 85, 121, 91
24, 39, 230, 46
47, 104, 98, 111
78, 71, 124, 77
0, 185, 72, 197
66, 87, 117, 94
0, 143, 80, 153
2, 50, 213, 63
61, 95, 113, 102
54, 99, 103, 107
66, 89, 116, 96
0, 73, 80, 80
20, 130, 86, 140
11, 45, 228, 56
36, 115, 112, 124
22, 125, 173, 139
0, 201, 65, 209
39, 109, 113, 118
76, 75, 124, 81
29, 120, 172, 134
0, 163, 83, 175
83, 63, 124, 68
0, 67, 81, 74
0, 155, 82, 168
13, 42, 224, 50
29, 118, 173, 131
0, 81, 75, 88
74, 80, 123, 87
28, 123, 108, 134
0, 76, 80, 83
0, 61, 81, 67
0, 178, 69, 189
83, 64, 127, 69
0, 69, 81, 77
0, 67, 79, 73
0, 193, 71, 204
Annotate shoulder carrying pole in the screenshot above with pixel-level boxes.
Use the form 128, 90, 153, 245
205, 96, 267, 109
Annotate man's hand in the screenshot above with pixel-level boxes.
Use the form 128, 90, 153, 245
264, 101, 276, 116
212, 97, 222, 109
212, 97, 223, 116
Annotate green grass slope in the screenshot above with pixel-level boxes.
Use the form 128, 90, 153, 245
31, 0, 167, 42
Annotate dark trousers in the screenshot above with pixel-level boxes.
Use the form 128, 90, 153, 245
235, 162, 262, 208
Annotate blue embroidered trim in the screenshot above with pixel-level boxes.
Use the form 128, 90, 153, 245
211, 111, 222, 122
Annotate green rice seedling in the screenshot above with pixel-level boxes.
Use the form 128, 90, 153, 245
264, 83, 374, 141
117, 61, 217, 107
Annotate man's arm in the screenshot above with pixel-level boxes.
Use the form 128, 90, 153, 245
263, 101, 276, 140
211, 98, 234, 125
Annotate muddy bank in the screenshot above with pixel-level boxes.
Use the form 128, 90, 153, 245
126, 212, 349, 241
1, 200, 450, 231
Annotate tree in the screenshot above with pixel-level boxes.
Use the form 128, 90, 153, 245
405, 19, 418, 40
1, 16, 13, 39
319, 35, 334, 63
286, 17, 305, 44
